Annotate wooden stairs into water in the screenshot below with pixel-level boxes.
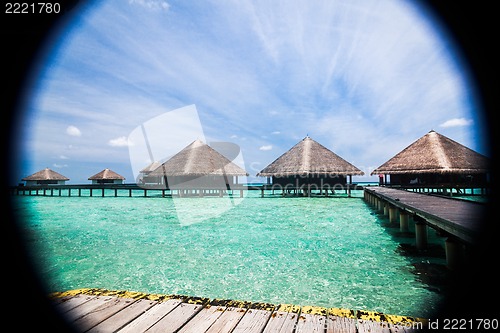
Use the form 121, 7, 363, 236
50, 289, 426, 333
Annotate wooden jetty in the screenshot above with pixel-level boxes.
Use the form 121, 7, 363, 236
8, 183, 365, 198
49, 288, 426, 333
364, 186, 486, 268
8, 184, 250, 198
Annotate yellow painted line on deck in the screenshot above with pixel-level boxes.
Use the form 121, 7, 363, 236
50, 288, 425, 324
328, 307, 356, 318
276, 303, 301, 313
300, 305, 327, 316
357, 309, 428, 325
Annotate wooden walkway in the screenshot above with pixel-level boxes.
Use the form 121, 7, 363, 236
8, 183, 365, 198
49, 289, 426, 333
364, 186, 485, 244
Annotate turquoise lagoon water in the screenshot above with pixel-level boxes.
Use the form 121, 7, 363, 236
13, 190, 447, 318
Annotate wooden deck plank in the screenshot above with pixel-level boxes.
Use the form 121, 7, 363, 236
205, 306, 248, 333
50, 289, 427, 333
64, 295, 116, 323
278, 312, 299, 333
325, 315, 357, 333
357, 319, 391, 333
232, 309, 273, 333
71, 296, 136, 332
263, 304, 300, 333
54, 294, 97, 313
144, 302, 204, 333
177, 304, 227, 333
86, 298, 158, 333
117, 298, 183, 333
295, 313, 326, 333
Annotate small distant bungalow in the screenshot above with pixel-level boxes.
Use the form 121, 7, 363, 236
21, 168, 69, 186
371, 130, 490, 193
88, 168, 125, 184
149, 139, 249, 191
256, 136, 364, 196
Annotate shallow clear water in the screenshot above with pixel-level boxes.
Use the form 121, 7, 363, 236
14, 190, 446, 318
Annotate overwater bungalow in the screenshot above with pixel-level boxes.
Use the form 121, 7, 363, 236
257, 136, 364, 196
371, 130, 490, 194
148, 139, 248, 194
21, 168, 69, 186
88, 168, 125, 184
138, 161, 162, 185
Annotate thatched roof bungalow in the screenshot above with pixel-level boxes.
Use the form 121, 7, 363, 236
138, 161, 162, 184
88, 168, 125, 184
257, 136, 364, 194
371, 130, 490, 187
22, 168, 69, 185
149, 139, 248, 189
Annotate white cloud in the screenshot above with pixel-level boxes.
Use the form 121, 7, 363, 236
129, 0, 169, 11
271, 131, 281, 135
59, 155, 69, 160
259, 145, 272, 151
439, 118, 473, 128
108, 136, 131, 147
53, 163, 68, 168
66, 125, 81, 137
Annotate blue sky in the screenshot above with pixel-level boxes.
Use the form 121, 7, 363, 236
17, 0, 488, 184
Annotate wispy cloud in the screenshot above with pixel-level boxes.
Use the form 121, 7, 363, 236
66, 125, 81, 137
129, 0, 169, 11
108, 136, 131, 147
439, 117, 473, 128
53, 163, 68, 168
259, 145, 272, 151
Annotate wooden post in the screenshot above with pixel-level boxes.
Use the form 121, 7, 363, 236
102, 188, 105, 197
445, 237, 466, 270
414, 216, 428, 250
378, 198, 384, 213
388, 205, 398, 224
348, 175, 352, 197
399, 210, 409, 232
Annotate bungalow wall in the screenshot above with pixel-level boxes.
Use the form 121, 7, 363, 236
165, 175, 239, 189
271, 174, 348, 189
25, 180, 67, 186
91, 179, 124, 184
388, 173, 489, 186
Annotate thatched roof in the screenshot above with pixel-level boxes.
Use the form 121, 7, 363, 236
22, 168, 69, 181
88, 168, 125, 180
257, 136, 364, 177
371, 130, 490, 175
149, 139, 249, 177
140, 161, 161, 174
